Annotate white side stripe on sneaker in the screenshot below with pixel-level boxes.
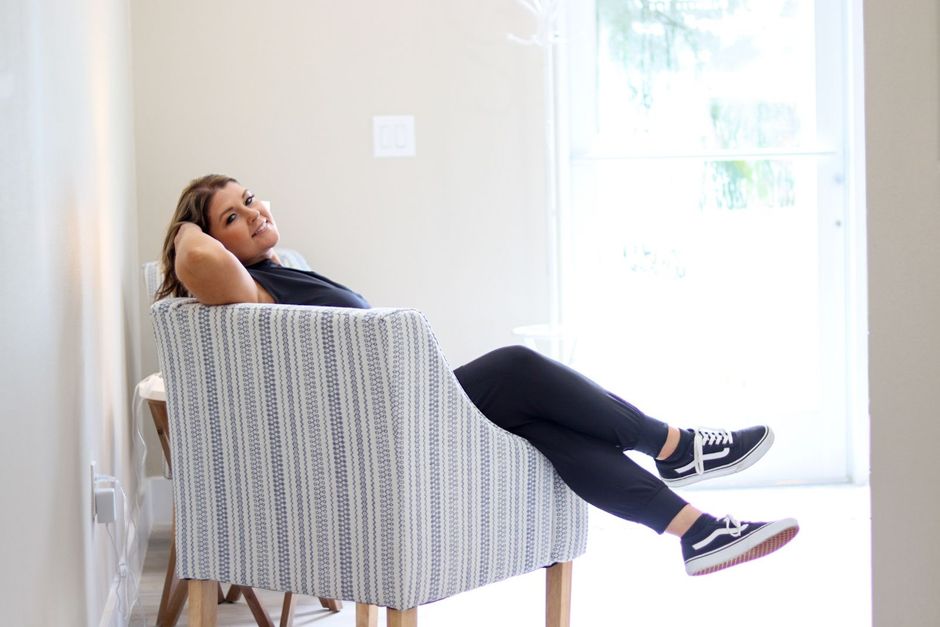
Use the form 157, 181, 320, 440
691, 517, 750, 551
674, 447, 730, 475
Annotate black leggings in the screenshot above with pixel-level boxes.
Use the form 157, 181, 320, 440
454, 345, 688, 534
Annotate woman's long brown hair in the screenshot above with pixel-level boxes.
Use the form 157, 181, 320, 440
154, 174, 237, 301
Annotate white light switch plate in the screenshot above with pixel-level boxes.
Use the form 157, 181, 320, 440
373, 115, 416, 158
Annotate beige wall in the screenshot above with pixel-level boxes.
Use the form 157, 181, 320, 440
865, 0, 940, 625
0, 1, 140, 625
131, 0, 551, 368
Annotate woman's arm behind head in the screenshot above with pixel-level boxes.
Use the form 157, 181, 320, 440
170, 223, 272, 305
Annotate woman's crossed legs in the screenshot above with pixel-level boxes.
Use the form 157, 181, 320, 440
454, 345, 799, 576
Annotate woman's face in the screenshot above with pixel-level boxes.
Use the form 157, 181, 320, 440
207, 181, 279, 264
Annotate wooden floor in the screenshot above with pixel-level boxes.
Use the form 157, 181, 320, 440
131, 484, 871, 626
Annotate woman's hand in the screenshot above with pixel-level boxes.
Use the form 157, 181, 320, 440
173, 222, 232, 262
174, 221, 202, 245
173, 221, 217, 252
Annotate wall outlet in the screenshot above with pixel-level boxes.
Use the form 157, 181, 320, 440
91, 463, 119, 524
373, 115, 416, 158
90, 461, 97, 523
95, 486, 118, 524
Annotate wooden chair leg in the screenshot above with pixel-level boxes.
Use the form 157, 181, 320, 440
225, 584, 244, 603
356, 603, 378, 627
156, 518, 179, 626
161, 577, 188, 627
387, 607, 418, 627
546, 561, 573, 627
319, 597, 343, 612
279, 592, 296, 627
156, 514, 187, 627
188, 580, 219, 627
241, 586, 276, 627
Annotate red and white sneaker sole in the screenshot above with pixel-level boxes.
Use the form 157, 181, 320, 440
686, 519, 800, 576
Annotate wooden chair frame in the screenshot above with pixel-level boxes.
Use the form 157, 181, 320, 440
188, 561, 574, 627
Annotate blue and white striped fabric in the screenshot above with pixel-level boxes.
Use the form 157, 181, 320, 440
142, 247, 312, 302
151, 299, 588, 610
142, 260, 163, 302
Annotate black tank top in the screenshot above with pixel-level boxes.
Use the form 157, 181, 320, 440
245, 259, 370, 309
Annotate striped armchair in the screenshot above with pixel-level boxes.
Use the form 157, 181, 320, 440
144, 248, 339, 625
151, 298, 588, 626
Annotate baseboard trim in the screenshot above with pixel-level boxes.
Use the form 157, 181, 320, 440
97, 476, 167, 627
97, 495, 149, 627
97, 578, 120, 627
148, 476, 173, 528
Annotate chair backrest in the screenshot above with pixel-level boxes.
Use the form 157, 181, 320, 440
142, 247, 312, 302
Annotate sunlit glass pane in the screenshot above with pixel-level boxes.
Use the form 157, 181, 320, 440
594, 0, 816, 154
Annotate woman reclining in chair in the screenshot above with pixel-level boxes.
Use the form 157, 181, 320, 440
156, 174, 799, 577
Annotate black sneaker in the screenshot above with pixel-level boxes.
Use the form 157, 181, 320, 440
656, 426, 774, 487
682, 515, 800, 576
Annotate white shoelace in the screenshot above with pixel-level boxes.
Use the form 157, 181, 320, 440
719, 514, 744, 537
691, 427, 735, 475
691, 514, 747, 550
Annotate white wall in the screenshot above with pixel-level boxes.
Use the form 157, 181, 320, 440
131, 0, 550, 357
0, 1, 140, 625
864, 0, 940, 625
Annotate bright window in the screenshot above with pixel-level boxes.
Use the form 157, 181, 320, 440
559, 0, 861, 484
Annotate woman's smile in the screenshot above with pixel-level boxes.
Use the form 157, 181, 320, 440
252, 220, 270, 237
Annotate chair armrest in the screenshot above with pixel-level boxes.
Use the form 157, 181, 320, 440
152, 299, 587, 609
